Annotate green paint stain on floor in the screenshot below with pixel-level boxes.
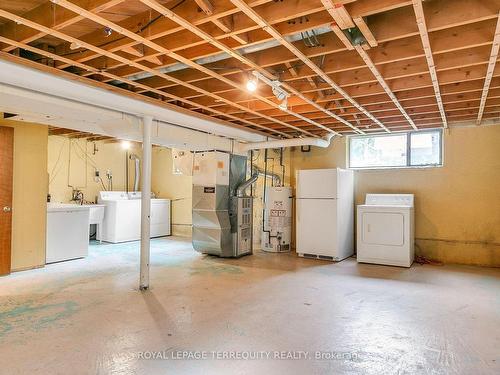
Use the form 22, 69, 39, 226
0, 300, 79, 338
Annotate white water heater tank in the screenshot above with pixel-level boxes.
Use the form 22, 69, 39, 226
262, 186, 292, 252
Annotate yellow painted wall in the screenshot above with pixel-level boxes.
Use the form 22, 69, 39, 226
289, 126, 500, 267
44, 125, 500, 267
151, 147, 192, 237
48, 136, 142, 203
47, 139, 192, 237
1, 119, 48, 271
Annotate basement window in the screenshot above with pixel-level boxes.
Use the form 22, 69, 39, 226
348, 129, 442, 169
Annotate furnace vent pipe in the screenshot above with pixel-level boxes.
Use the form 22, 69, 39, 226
253, 166, 281, 187
236, 172, 259, 197
239, 133, 334, 151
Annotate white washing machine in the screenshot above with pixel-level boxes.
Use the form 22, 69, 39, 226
98, 191, 171, 243
357, 194, 414, 267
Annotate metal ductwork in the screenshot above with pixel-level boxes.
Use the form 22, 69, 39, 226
236, 172, 259, 197
253, 165, 281, 187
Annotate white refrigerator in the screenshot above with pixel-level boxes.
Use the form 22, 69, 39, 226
296, 168, 354, 261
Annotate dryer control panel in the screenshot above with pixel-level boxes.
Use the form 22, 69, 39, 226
365, 194, 414, 207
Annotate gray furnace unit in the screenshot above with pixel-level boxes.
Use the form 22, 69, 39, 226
192, 151, 254, 257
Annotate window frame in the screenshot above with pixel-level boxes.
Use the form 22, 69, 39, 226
347, 129, 443, 170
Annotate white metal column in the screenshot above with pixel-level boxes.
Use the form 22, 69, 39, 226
140, 115, 153, 290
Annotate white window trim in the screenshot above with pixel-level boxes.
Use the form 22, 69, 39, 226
347, 129, 443, 170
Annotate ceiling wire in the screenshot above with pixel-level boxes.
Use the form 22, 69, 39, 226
60, 0, 186, 56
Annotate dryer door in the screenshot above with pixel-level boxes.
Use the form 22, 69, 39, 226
361, 211, 404, 246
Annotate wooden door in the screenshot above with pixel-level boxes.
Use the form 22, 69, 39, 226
0, 126, 14, 275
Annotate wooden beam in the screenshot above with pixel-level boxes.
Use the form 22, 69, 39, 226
321, 1, 355, 29
0, 34, 289, 138
211, 14, 251, 45
353, 17, 378, 47
15, 2, 313, 137
148, 15, 499, 95
143, 55, 163, 65
140, 0, 363, 133
229, 0, 389, 131
412, 0, 448, 128
55, 0, 283, 69
53, 0, 328, 135
354, 45, 418, 129
477, 12, 500, 125
1, 0, 126, 52
231, 32, 250, 45
60, 0, 404, 77
123, 45, 145, 57
194, 0, 214, 16
207, 64, 500, 118
239, 83, 500, 120
211, 15, 233, 33
284, 62, 299, 77
330, 23, 354, 50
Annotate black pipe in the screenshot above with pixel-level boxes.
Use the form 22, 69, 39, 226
262, 148, 277, 246
250, 150, 254, 196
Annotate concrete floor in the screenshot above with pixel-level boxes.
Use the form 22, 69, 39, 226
0, 237, 499, 375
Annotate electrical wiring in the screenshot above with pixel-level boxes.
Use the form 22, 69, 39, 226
71, 139, 99, 169
48, 137, 69, 185
60, 0, 186, 57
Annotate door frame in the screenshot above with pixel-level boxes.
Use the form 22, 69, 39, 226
0, 125, 14, 275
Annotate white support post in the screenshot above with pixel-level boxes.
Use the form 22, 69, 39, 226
140, 115, 153, 290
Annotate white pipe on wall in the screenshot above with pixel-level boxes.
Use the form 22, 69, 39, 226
238, 133, 335, 152
140, 115, 152, 291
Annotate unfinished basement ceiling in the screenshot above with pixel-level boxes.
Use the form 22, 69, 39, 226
0, 0, 499, 137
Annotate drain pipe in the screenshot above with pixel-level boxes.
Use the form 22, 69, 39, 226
129, 154, 140, 192
140, 115, 152, 291
238, 133, 335, 152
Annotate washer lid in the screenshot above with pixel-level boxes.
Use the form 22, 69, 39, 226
365, 194, 414, 207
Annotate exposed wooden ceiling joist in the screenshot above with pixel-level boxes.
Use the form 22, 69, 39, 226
50, 0, 336, 137
477, 11, 500, 125
139, 0, 363, 134
229, 0, 391, 132
412, 0, 447, 128
1, 0, 499, 136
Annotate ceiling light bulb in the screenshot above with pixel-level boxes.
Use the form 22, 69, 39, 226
121, 141, 131, 150
246, 79, 257, 92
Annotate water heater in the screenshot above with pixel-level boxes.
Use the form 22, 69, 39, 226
262, 186, 292, 252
